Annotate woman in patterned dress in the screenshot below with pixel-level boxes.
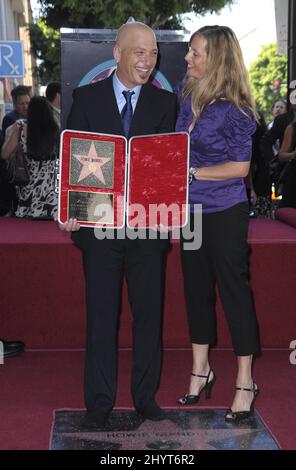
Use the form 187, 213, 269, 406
1, 96, 59, 218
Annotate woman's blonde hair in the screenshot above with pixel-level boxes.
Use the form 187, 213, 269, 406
183, 25, 258, 120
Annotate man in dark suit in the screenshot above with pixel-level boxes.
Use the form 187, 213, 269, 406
1, 85, 31, 138
60, 22, 178, 426
45, 81, 61, 129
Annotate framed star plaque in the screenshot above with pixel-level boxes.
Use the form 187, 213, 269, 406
58, 130, 126, 228
58, 130, 189, 228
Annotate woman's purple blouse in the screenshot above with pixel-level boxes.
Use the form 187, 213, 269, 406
176, 96, 256, 213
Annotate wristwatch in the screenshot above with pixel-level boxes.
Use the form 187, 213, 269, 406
189, 167, 198, 184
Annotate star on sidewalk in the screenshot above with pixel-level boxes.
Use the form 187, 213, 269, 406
74, 142, 111, 184
55, 416, 262, 450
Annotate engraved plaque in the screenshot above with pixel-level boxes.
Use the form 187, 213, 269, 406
68, 190, 114, 224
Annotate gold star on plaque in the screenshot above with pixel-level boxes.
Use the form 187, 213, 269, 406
74, 142, 111, 185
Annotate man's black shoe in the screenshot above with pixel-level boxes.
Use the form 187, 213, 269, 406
137, 404, 167, 421
1, 339, 25, 358
82, 410, 110, 429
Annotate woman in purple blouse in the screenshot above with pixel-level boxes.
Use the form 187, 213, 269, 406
176, 25, 260, 422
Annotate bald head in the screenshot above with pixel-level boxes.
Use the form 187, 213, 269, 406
113, 22, 158, 89
116, 22, 156, 47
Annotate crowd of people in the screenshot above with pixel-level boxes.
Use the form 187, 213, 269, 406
250, 96, 296, 217
0, 82, 61, 218
1, 20, 295, 429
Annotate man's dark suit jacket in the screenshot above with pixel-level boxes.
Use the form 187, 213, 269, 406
66, 74, 178, 248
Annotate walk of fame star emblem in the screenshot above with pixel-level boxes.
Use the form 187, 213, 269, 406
70, 138, 115, 188
50, 409, 279, 450
74, 142, 111, 184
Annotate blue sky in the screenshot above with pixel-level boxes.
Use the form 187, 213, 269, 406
30, 0, 277, 69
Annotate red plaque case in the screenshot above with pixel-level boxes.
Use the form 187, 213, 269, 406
127, 132, 189, 229
58, 130, 189, 228
58, 130, 126, 228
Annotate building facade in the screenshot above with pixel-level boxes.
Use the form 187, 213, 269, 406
0, 0, 37, 123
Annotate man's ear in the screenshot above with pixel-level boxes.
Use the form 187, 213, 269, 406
113, 45, 121, 63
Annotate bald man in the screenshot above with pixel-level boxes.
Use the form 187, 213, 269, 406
64, 22, 178, 426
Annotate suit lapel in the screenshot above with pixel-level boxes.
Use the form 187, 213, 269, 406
97, 78, 157, 137
97, 75, 124, 135
130, 84, 151, 136
129, 83, 157, 136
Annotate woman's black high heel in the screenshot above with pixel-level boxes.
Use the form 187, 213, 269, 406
224, 381, 259, 423
178, 368, 215, 405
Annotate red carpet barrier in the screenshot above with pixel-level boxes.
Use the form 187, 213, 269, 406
275, 207, 296, 229
1, 217, 296, 349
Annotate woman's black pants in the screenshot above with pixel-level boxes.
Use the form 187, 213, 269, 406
181, 202, 260, 356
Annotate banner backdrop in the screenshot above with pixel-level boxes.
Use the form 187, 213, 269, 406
61, 28, 188, 128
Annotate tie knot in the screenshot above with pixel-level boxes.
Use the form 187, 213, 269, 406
122, 90, 134, 102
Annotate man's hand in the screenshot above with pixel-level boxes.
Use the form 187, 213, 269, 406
154, 224, 172, 233
53, 212, 81, 232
